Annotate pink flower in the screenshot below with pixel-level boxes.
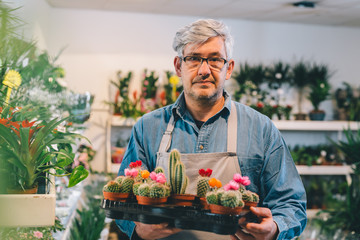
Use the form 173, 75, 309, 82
125, 168, 139, 177
33, 231, 43, 239
224, 183, 231, 191
233, 173, 242, 183
130, 168, 139, 177
224, 180, 239, 191
240, 176, 251, 186
150, 172, 157, 181
156, 173, 166, 184
144, 80, 149, 86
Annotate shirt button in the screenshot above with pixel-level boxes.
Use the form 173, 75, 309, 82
199, 145, 204, 150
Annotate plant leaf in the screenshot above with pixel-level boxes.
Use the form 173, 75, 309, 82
68, 166, 89, 188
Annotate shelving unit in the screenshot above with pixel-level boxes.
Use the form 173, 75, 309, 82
106, 116, 136, 173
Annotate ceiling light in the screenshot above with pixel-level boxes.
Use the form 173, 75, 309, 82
292, 1, 316, 8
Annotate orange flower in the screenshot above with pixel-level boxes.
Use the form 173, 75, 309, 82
209, 178, 222, 188
141, 170, 150, 179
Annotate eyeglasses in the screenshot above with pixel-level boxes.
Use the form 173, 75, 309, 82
182, 56, 228, 70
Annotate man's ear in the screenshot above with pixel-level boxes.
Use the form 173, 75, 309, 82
225, 59, 235, 80
174, 56, 182, 77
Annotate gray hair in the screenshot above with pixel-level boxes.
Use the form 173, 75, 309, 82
172, 19, 234, 60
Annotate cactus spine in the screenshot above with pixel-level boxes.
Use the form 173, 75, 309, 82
169, 149, 188, 194
138, 183, 150, 197
197, 177, 210, 198
149, 183, 166, 198
103, 181, 121, 192
221, 191, 241, 208
154, 166, 165, 173
133, 182, 142, 195
206, 191, 218, 205
120, 177, 135, 193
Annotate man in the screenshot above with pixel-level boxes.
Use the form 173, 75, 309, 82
116, 19, 307, 240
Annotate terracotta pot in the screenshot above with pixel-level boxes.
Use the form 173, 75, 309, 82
200, 197, 210, 210
136, 195, 168, 205
7, 185, 38, 194
103, 191, 131, 202
209, 204, 244, 215
169, 194, 196, 206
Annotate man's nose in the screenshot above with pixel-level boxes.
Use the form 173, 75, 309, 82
198, 59, 211, 76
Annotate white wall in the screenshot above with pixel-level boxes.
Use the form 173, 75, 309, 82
14, 0, 360, 172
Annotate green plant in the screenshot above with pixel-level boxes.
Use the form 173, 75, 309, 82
265, 61, 291, 90
119, 176, 134, 193
154, 166, 165, 173
168, 149, 189, 194
138, 183, 150, 197
196, 168, 212, 198
149, 183, 167, 198
291, 61, 311, 114
103, 180, 121, 193
0, 106, 89, 192
330, 127, 360, 174
316, 174, 360, 236
335, 82, 360, 121
307, 63, 332, 111
232, 62, 266, 102
220, 190, 242, 208
205, 191, 218, 205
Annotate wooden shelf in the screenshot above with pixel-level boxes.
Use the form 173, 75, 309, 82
272, 120, 359, 131
296, 165, 352, 175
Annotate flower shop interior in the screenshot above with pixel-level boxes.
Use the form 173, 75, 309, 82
1, 0, 360, 239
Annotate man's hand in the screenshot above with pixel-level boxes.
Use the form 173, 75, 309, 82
134, 221, 181, 240
230, 207, 279, 240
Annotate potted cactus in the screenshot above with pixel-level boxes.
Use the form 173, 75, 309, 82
168, 149, 196, 206
206, 178, 245, 215
196, 168, 212, 209
133, 168, 170, 205
233, 174, 259, 208
103, 161, 140, 202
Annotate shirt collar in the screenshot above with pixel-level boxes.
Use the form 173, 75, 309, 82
172, 90, 232, 120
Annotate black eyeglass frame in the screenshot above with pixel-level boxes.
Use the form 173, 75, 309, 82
182, 56, 228, 69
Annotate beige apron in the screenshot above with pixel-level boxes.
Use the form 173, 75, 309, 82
155, 101, 241, 240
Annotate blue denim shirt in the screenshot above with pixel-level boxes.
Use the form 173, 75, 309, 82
116, 91, 307, 240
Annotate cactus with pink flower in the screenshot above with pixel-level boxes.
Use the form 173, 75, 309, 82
134, 169, 170, 198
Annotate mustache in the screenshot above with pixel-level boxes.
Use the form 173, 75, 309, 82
192, 75, 214, 84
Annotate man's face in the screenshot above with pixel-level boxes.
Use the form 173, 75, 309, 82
174, 36, 234, 103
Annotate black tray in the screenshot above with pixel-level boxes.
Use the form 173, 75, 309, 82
101, 199, 251, 235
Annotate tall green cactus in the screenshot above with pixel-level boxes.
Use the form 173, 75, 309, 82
168, 149, 188, 194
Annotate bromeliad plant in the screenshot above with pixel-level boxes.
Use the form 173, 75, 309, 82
0, 106, 89, 193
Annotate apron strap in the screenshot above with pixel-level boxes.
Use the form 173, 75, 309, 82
158, 101, 238, 153
158, 114, 176, 153
227, 101, 238, 153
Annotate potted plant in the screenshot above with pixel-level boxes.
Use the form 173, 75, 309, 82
168, 149, 196, 206
196, 168, 212, 209
206, 177, 245, 215
307, 63, 332, 121
334, 82, 360, 121
291, 61, 311, 120
232, 62, 267, 104
0, 106, 89, 194
133, 169, 170, 205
